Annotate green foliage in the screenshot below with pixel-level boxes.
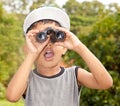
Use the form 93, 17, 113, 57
84, 13, 120, 72
63, 1, 120, 105
0, 4, 24, 87
0, 3, 3, 19
0, 99, 24, 106
0, 83, 6, 99
30, 0, 58, 11
0, 0, 120, 105
80, 71, 120, 106
64, 0, 105, 16
63, 0, 120, 73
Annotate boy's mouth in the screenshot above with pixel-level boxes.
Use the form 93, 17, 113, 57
44, 50, 54, 60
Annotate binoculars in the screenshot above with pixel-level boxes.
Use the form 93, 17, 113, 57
36, 27, 66, 43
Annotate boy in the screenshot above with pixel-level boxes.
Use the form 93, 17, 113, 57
6, 7, 113, 106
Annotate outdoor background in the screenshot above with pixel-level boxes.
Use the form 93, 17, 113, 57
0, 0, 120, 106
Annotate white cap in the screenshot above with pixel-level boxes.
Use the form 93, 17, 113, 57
23, 7, 70, 34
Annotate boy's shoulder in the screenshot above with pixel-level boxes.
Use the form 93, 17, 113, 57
65, 66, 76, 69
64, 66, 79, 77
64, 66, 79, 72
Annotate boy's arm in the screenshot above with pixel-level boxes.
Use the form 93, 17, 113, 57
6, 53, 36, 102
74, 43, 113, 89
6, 29, 49, 102
55, 27, 113, 89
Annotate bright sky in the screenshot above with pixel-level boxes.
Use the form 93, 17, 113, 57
56, 0, 120, 7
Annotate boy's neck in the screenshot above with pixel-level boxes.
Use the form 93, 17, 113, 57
36, 65, 61, 77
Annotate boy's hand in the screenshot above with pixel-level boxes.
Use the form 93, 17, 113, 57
54, 27, 81, 50
25, 29, 49, 57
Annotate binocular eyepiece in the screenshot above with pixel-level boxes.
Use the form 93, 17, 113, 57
36, 27, 66, 43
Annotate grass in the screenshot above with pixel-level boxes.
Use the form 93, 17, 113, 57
0, 99, 24, 106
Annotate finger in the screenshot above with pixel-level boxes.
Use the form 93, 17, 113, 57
54, 42, 64, 47
54, 26, 68, 32
27, 29, 39, 34
54, 26, 72, 38
26, 37, 37, 52
35, 37, 50, 52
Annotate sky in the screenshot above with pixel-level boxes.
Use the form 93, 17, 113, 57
56, 0, 120, 7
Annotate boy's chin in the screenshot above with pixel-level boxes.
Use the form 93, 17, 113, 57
41, 61, 60, 69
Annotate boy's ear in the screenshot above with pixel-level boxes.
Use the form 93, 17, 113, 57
62, 48, 68, 55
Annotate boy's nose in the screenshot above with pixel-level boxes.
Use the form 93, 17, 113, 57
47, 41, 53, 47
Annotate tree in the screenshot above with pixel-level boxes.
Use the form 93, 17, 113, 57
0, 3, 24, 87
30, 0, 58, 11
1, 0, 29, 13
1, 0, 58, 13
63, 0, 120, 105
0, 0, 120, 105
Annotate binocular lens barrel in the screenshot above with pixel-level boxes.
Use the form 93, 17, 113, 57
36, 32, 48, 43
56, 31, 66, 41
36, 28, 66, 43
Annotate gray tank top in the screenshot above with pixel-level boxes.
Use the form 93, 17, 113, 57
25, 66, 81, 106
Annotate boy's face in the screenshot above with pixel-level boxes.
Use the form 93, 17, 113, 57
34, 23, 67, 68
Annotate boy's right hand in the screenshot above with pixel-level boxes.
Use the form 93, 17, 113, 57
25, 29, 49, 59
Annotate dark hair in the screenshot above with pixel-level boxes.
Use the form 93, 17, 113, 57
26, 19, 61, 33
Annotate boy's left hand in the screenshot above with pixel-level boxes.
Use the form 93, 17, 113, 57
54, 27, 81, 50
